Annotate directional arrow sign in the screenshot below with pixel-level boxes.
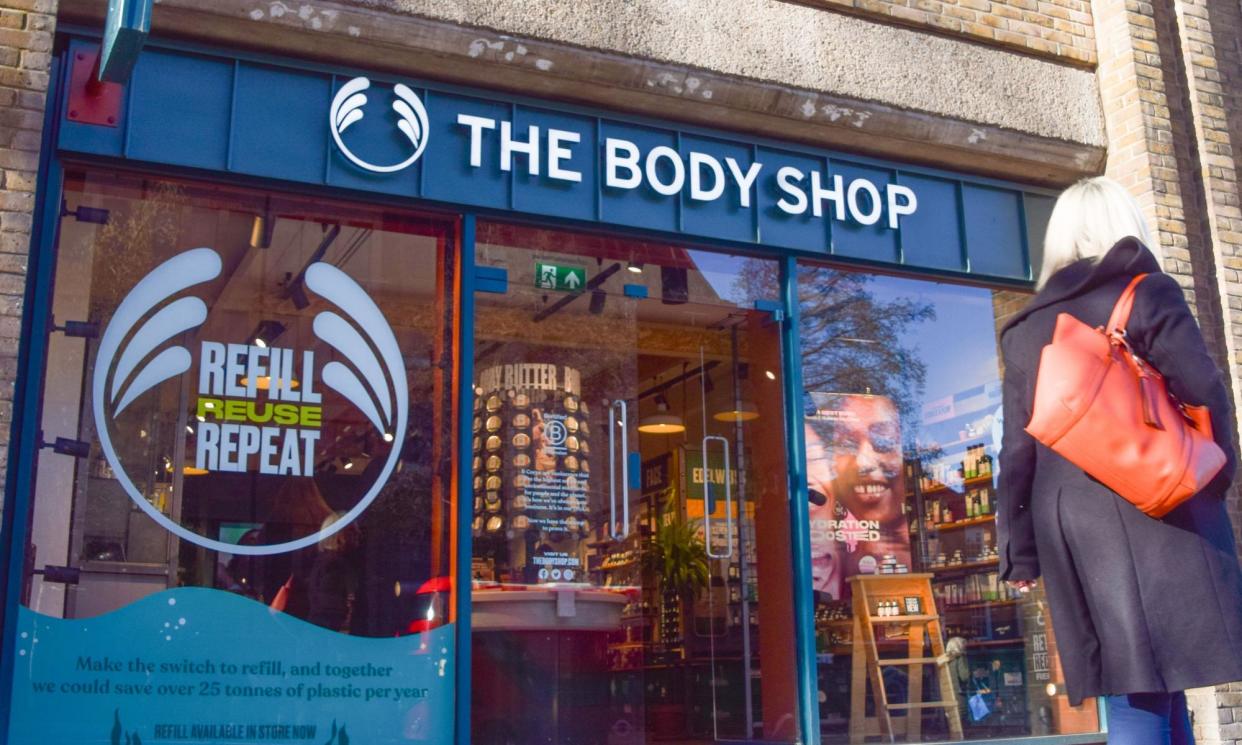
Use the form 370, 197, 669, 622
534, 261, 588, 292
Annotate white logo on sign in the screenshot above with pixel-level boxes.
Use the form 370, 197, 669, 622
330, 76, 429, 174
92, 248, 409, 556
543, 418, 567, 447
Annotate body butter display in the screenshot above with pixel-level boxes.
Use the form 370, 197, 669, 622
472, 363, 592, 584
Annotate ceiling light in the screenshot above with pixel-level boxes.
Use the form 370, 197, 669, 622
765, 370, 776, 380
60, 199, 110, 225
383, 432, 395, 443
249, 198, 274, 249
40, 436, 91, 458
627, 262, 643, 274
638, 396, 686, 435
239, 376, 300, 391
51, 319, 100, 338
713, 400, 760, 422
249, 319, 286, 349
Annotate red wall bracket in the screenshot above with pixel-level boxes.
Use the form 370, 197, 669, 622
66, 46, 124, 128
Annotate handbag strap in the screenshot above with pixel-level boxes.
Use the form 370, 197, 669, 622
1105, 273, 1150, 336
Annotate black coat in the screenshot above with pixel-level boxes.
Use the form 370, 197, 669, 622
998, 237, 1242, 704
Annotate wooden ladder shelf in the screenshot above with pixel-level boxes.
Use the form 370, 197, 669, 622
848, 574, 964, 744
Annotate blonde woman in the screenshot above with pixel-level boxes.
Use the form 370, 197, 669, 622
998, 177, 1242, 744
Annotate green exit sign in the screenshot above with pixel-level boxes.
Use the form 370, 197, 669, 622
534, 261, 587, 292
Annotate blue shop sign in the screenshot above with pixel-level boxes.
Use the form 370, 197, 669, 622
58, 37, 1050, 282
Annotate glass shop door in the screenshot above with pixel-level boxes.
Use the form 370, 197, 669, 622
469, 222, 801, 745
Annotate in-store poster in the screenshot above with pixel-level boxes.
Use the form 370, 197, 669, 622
473, 363, 590, 585
805, 392, 912, 600
683, 450, 750, 550
9, 588, 453, 744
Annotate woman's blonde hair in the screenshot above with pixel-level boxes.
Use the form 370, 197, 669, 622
1039, 176, 1159, 288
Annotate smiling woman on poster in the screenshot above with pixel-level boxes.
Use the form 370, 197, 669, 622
805, 392, 912, 597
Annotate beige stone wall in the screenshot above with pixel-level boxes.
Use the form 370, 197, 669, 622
0, 0, 54, 485
336, 0, 1104, 148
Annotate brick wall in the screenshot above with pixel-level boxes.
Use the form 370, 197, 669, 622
0, 0, 54, 498
804, 0, 1096, 65
1091, 0, 1242, 740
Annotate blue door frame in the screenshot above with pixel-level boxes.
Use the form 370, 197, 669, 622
0, 37, 1109, 745
0, 53, 65, 744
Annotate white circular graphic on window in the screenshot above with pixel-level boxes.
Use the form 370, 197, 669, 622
542, 419, 568, 447
330, 76, 430, 174
91, 248, 409, 556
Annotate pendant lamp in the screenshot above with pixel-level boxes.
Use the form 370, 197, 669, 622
713, 400, 760, 422
638, 395, 685, 435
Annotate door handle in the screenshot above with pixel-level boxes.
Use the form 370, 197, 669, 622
702, 434, 733, 558
609, 399, 630, 539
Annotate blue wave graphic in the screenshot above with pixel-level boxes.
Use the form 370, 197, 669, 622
8, 588, 454, 745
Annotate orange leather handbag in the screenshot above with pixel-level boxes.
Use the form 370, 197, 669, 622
1025, 273, 1226, 517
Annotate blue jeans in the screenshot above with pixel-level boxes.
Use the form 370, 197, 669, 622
1106, 692, 1194, 745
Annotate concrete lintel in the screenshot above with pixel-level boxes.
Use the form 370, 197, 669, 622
59, 0, 1105, 186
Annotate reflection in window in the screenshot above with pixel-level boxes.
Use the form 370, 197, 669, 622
469, 223, 798, 745
30, 170, 456, 639
798, 264, 1100, 742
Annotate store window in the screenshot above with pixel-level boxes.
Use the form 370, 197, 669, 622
9, 169, 459, 743
797, 263, 1101, 742
469, 223, 801, 745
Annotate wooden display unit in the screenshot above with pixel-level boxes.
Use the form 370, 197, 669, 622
848, 574, 964, 744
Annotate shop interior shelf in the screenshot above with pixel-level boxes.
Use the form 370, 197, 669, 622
870, 614, 939, 624
910, 474, 996, 497
933, 514, 996, 532
596, 559, 639, 570
930, 558, 1000, 575
962, 638, 1024, 648
942, 599, 1020, 612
